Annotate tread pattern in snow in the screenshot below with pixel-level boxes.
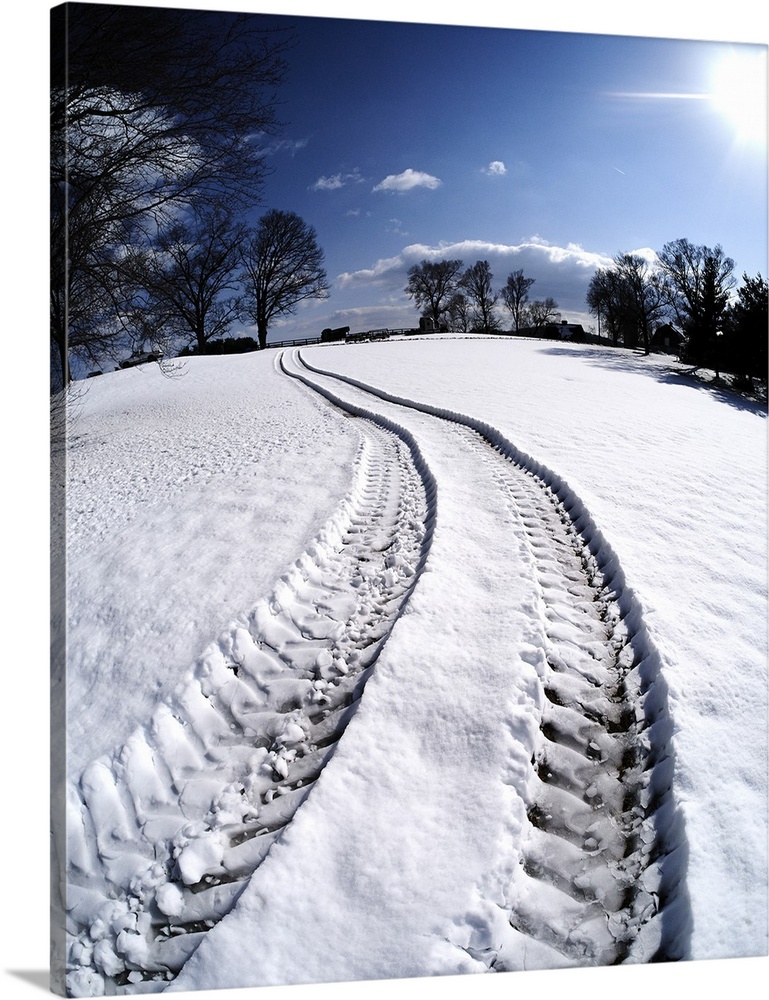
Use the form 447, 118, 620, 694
63, 388, 434, 997
473, 439, 687, 967
292, 350, 690, 969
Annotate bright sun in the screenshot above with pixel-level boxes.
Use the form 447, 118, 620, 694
710, 47, 768, 146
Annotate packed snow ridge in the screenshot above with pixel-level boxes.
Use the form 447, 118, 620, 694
56, 337, 766, 996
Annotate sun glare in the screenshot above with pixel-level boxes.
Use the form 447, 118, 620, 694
710, 47, 767, 147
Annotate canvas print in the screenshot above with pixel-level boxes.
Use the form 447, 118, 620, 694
50, 2, 768, 996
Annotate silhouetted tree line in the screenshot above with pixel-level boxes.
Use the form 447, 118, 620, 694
587, 239, 767, 384
405, 259, 559, 334
404, 246, 766, 389
178, 337, 261, 357
51, 4, 328, 389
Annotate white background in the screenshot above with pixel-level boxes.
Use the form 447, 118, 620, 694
2, 2, 766, 998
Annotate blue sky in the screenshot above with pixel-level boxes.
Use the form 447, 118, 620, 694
231, 5, 767, 340
18, 0, 767, 348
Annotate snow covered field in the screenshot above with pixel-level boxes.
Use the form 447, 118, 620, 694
53, 336, 767, 997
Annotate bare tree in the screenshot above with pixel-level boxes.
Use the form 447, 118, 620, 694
614, 253, 667, 354
446, 293, 472, 332
587, 267, 633, 346
127, 206, 247, 356
460, 260, 500, 332
240, 210, 329, 350
524, 297, 561, 329
405, 259, 464, 329
51, 4, 290, 386
657, 238, 735, 367
587, 254, 666, 353
501, 269, 536, 332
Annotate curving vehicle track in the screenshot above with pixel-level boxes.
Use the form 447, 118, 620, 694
287, 349, 689, 969
62, 347, 689, 995
63, 364, 435, 996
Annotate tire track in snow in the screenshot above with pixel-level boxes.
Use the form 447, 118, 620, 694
462, 431, 686, 967
63, 361, 436, 997
292, 349, 690, 968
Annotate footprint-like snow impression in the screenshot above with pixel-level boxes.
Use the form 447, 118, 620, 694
292, 350, 690, 971
61, 380, 434, 997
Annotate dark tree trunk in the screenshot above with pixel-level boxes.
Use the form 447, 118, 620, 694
52, 330, 69, 389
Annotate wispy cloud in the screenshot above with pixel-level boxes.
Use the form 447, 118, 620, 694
258, 136, 309, 157
387, 218, 409, 236
311, 170, 364, 191
372, 169, 442, 193
482, 160, 507, 176
608, 91, 708, 100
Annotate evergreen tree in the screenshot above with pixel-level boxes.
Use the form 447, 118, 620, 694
724, 273, 768, 384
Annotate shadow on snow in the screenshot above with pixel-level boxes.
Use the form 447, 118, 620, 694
535, 345, 767, 418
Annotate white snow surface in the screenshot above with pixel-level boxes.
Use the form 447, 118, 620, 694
63, 357, 359, 775
60, 337, 767, 995
311, 337, 769, 963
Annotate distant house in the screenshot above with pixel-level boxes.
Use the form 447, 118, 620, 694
541, 320, 587, 341
650, 324, 684, 354
560, 322, 586, 341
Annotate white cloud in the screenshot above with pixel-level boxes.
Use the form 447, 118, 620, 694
337, 236, 614, 318
323, 304, 418, 331
372, 169, 442, 193
311, 171, 363, 191
482, 160, 507, 176
627, 245, 661, 266
337, 253, 408, 287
